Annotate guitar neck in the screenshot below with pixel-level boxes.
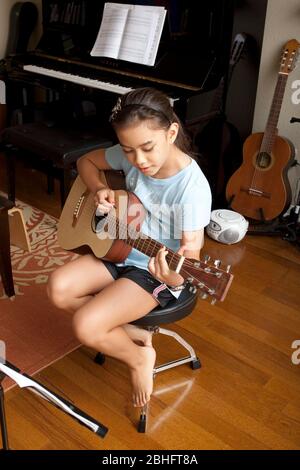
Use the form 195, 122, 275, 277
261, 73, 288, 153
210, 64, 235, 114
211, 33, 247, 114
122, 221, 233, 301
117, 217, 183, 273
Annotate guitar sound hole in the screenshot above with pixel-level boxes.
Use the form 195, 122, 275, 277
92, 213, 108, 233
256, 152, 271, 169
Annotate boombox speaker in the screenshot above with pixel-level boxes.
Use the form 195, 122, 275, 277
206, 209, 249, 244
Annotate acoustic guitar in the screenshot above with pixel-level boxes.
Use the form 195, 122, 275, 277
57, 172, 233, 303
226, 39, 300, 221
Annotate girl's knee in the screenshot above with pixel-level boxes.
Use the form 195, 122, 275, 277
72, 312, 92, 346
47, 270, 70, 309
72, 310, 106, 348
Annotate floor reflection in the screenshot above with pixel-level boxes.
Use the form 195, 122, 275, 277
149, 377, 196, 433
204, 238, 246, 268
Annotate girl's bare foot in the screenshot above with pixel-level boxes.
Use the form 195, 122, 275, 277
123, 324, 153, 347
130, 345, 156, 407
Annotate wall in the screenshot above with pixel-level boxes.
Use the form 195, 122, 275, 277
253, 0, 300, 205
0, 0, 42, 59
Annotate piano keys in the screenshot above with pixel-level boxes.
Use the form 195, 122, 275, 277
23, 64, 133, 95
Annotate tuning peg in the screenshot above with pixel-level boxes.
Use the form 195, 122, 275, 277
211, 298, 217, 305
208, 288, 215, 295
226, 265, 231, 273
189, 286, 197, 294
197, 282, 205, 289
203, 254, 211, 264
200, 293, 208, 300
214, 259, 221, 268
193, 261, 200, 268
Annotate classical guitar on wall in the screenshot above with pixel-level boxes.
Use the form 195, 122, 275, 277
57, 172, 234, 304
226, 39, 300, 221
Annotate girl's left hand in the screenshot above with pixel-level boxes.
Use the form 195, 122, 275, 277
148, 246, 185, 287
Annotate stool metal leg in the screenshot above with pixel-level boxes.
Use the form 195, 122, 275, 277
138, 404, 148, 433
153, 327, 201, 374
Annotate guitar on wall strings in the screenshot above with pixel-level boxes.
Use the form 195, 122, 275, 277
57, 171, 234, 305
226, 38, 300, 222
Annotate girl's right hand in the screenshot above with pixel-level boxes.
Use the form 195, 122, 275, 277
94, 187, 115, 214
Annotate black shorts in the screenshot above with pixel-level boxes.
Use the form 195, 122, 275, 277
102, 260, 175, 308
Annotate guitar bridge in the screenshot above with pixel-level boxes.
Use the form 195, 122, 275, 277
72, 190, 89, 227
241, 187, 271, 199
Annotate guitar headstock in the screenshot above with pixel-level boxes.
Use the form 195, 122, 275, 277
280, 39, 300, 74
182, 255, 234, 304
229, 33, 248, 67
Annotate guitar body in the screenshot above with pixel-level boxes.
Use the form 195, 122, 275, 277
57, 173, 145, 261
226, 132, 294, 220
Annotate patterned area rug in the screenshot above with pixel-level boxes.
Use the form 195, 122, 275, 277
0, 198, 80, 390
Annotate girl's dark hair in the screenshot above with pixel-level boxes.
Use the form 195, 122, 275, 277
109, 87, 191, 155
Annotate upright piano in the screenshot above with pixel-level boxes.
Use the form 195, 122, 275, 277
1, 0, 235, 206
3, 0, 234, 126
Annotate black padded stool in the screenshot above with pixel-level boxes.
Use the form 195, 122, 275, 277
2, 122, 113, 206
94, 286, 200, 433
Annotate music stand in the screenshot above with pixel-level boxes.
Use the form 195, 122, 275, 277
0, 360, 108, 449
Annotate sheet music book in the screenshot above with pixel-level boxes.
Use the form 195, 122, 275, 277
90, 2, 167, 66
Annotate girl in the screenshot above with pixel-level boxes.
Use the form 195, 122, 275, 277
47, 88, 211, 408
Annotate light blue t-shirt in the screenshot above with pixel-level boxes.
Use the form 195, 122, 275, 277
104, 144, 212, 274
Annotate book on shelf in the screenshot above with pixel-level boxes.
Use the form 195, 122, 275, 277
90, 2, 167, 66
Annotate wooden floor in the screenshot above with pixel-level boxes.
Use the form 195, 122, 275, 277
1, 152, 300, 450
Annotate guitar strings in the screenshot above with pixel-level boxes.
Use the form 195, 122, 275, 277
251, 74, 286, 191
105, 210, 200, 282
104, 208, 190, 266
250, 73, 288, 194
104, 208, 211, 273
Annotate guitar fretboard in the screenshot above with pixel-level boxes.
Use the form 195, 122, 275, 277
110, 213, 184, 273
261, 73, 288, 154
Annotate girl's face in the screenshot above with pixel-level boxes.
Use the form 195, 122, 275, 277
116, 120, 179, 178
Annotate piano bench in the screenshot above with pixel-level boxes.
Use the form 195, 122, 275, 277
2, 122, 113, 207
